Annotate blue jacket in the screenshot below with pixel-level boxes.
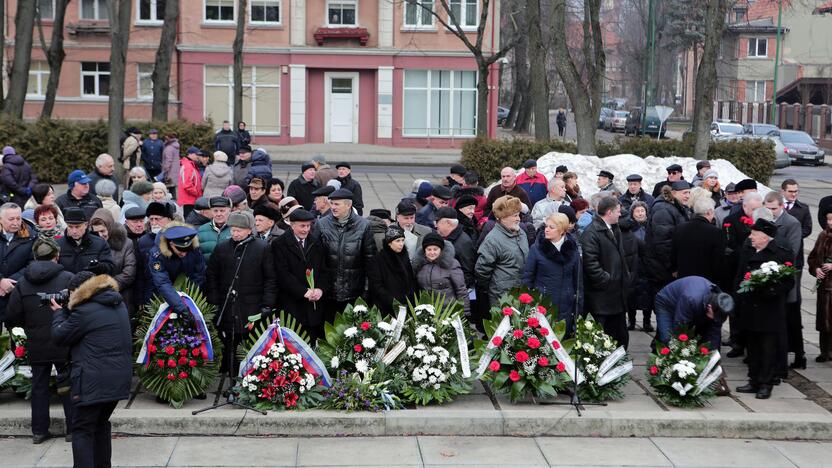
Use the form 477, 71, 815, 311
144, 229, 206, 312
523, 231, 582, 329
416, 203, 438, 229
655, 276, 722, 348
245, 149, 273, 185
141, 138, 165, 175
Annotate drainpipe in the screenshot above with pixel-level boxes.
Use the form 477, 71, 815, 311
771, 0, 783, 125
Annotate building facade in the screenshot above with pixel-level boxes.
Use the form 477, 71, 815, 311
6, 0, 501, 148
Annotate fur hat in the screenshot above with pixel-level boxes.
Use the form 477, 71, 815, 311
422, 232, 444, 251
492, 195, 522, 220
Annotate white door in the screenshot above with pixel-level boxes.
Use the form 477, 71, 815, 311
329, 77, 356, 143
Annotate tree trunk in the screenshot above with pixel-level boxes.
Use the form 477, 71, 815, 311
0, 0, 5, 111
4, 0, 38, 118
107, 0, 132, 183
38, 0, 70, 119
527, 0, 550, 141
151, 0, 180, 121
511, 22, 531, 132
233, 0, 247, 126
692, 0, 726, 159
476, 60, 490, 137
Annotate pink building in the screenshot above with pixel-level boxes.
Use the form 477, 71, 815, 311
6, 0, 501, 148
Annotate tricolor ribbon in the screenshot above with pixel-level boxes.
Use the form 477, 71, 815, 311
136, 293, 214, 366
238, 320, 332, 387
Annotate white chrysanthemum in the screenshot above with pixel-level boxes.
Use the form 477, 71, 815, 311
434, 383, 441, 390
248, 384, 257, 392
406, 346, 414, 356
11, 327, 26, 338
355, 359, 369, 374
584, 320, 593, 330
169, 313, 178, 320
362, 337, 376, 349
330, 356, 340, 369
344, 327, 358, 337
586, 364, 598, 375
353, 305, 368, 313
377, 321, 393, 332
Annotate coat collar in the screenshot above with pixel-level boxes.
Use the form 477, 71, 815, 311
68, 275, 119, 309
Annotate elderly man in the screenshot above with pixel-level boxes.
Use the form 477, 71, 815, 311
516, 159, 548, 207
446, 164, 467, 191
655, 275, 734, 349
57, 207, 113, 275
87, 154, 119, 197
691, 160, 711, 187
335, 163, 365, 215
395, 200, 431, 261
436, 207, 475, 289
652, 164, 684, 197
596, 170, 618, 196
311, 185, 334, 218
672, 197, 724, 284
287, 162, 319, 211
619, 174, 654, 212
312, 155, 338, 187
0, 203, 35, 321
484, 167, 531, 219
56, 170, 103, 222
416, 185, 452, 229
197, 197, 232, 262
476, 195, 529, 307
316, 189, 376, 318
530, 178, 567, 229
715, 182, 739, 224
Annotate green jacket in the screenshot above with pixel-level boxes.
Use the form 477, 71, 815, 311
197, 221, 231, 262
475, 222, 529, 307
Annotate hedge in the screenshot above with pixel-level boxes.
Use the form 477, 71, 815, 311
0, 118, 216, 183
461, 136, 776, 186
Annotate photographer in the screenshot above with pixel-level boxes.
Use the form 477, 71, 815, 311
57, 207, 114, 275
5, 237, 75, 444
51, 271, 132, 468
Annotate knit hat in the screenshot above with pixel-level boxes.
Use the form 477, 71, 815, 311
416, 181, 433, 199
422, 232, 444, 251
130, 180, 154, 196
385, 225, 405, 244
2, 146, 16, 157
558, 205, 577, 224
227, 211, 255, 230
32, 237, 60, 260
223, 185, 247, 205
703, 169, 719, 180
301, 161, 315, 173
492, 195, 522, 220
213, 151, 228, 163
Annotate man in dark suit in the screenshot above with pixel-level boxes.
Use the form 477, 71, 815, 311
672, 197, 724, 285
781, 179, 812, 369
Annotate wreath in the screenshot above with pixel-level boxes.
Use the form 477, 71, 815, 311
647, 329, 721, 408
573, 316, 631, 402
0, 327, 32, 398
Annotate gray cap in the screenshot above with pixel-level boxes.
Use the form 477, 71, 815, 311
123, 206, 146, 220
227, 211, 255, 230
311, 154, 327, 164
194, 197, 211, 211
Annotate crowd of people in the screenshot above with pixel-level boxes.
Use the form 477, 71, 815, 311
1, 123, 831, 465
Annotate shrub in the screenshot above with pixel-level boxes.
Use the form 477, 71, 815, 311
0, 118, 215, 183
461, 137, 576, 182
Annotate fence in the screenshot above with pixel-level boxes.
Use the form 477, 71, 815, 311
712, 101, 832, 148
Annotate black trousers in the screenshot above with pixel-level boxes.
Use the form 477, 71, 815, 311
746, 331, 778, 386
786, 301, 805, 356
557, 125, 565, 137
591, 312, 629, 350
72, 400, 118, 468
31, 363, 74, 436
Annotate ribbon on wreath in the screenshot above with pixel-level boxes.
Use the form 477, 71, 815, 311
136, 293, 214, 366
239, 320, 332, 387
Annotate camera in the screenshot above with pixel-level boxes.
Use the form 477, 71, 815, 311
38, 289, 70, 308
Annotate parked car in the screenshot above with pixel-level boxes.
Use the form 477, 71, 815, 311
604, 111, 629, 133
770, 130, 825, 167
598, 108, 613, 128
743, 123, 780, 137
624, 107, 666, 138
497, 106, 509, 126
710, 121, 745, 139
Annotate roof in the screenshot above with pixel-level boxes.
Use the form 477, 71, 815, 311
727, 18, 789, 33
814, 1, 832, 14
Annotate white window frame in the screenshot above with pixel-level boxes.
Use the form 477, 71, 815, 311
80, 0, 108, 21
37, 0, 56, 21
747, 37, 768, 58
80, 62, 110, 98
449, 0, 478, 29
249, 0, 281, 25
204, 0, 236, 24
403, 0, 434, 30
326, 0, 358, 27
746, 80, 766, 102
203, 65, 281, 136
137, 63, 154, 100
27, 62, 50, 98
403, 69, 478, 138
136, 0, 165, 25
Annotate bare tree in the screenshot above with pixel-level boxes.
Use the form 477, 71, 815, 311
36, 0, 71, 119
107, 0, 132, 182
692, 0, 728, 158
152, 0, 180, 121
527, 0, 550, 140
233, 0, 247, 126
4, 0, 38, 118
0, 0, 5, 111
550, 0, 606, 154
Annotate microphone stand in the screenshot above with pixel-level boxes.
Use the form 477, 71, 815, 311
193, 237, 266, 415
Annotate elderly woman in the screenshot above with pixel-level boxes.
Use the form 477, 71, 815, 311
809, 204, 832, 362
414, 232, 469, 315
34, 205, 62, 239
89, 209, 138, 319
24, 183, 65, 231
475, 195, 529, 307
128, 166, 149, 188
95, 179, 121, 222
523, 213, 581, 330
202, 151, 232, 198
367, 225, 419, 316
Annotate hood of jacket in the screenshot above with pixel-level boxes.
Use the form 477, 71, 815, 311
90, 208, 128, 251
207, 162, 232, 177
251, 149, 271, 166
157, 221, 200, 258
3, 153, 24, 166
165, 139, 180, 150
67, 274, 121, 310
367, 215, 389, 235
24, 260, 67, 284
122, 190, 148, 210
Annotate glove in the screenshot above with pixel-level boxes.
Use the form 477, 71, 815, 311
85, 259, 105, 275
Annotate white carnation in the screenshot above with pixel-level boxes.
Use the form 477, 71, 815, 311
355, 359, 369, 374
11, 327, 25, 338
330, 356, 340, 369
362, 338, 376, 349
344, 327, 358, 337
353, 305, 368, 313
377, 321, 393, 332
169, 313, 178, 320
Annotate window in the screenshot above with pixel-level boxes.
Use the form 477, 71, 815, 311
746, 80, 766, 102
734, 9, 746, 23
403, 69, 477, 137
138, 0, 166, 23
327, 0, 356, 26
38, 0, 55, 20
250, 0, 280, 24
27, 61, 50, 97
404, 0, 433, 28
449, 0, 478, 28
747, 37, 767, 58
138, 64, 154, 99
81, 62, 110, 97
81, 0, 108, 20
204, 65, 281, 134
205, 0, 234, 22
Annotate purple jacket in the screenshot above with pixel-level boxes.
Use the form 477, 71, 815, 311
0, 153, 37, 204
161, 139, 180, 187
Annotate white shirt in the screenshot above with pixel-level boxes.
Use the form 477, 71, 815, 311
551, 236, 565, 252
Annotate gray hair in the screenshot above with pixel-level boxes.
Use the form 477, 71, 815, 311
0, 202, 21, 217
590, 191, 612, 210
743, 192, 763, 207
95, 179, 117, 198
548, 177, 565, 190
129, 166, 148, 178
311, 154, 326, 164
753, 207, 774, 222
692, 197, 715, 216
95, 153, 113, 168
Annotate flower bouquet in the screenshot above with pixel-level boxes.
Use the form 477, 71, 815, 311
475, 289, 573, 403
737, 261, 796, 294
647, 330, 722, 408
573, 317, 632, 402
319, 368, 403, 412
0, 327, 33, 398
135, 277, 222, 408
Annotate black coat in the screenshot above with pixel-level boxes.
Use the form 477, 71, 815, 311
785, 200, 812, 268
0, 227, 35, 319
672, 215, 725, 285
55, 191, 103, 222
5, 261, 74, 365
86, 169, 119, 196
206, 236, 278, 330
643, 192, 690, 284
618, 217, 640, 287
367, 243, 419, 316
287, 176, 319, 211
0, 153, 37, 204
57, 233, 115, 275
316, 212, 377, 302
272, 230, 331, 328
733, 241, 794, 333
52, 275, 132, 407
619, 189, 654, 212
445, 225, 476, 288
184, 210, 212, 227
336, 175, 365, 215
723, 209, 754, 285
580, 216, 630, 315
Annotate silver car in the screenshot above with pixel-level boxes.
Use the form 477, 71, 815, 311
604, 111, 629, 133
772, 130, 826, 166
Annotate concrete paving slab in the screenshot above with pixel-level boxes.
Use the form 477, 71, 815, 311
796, 366, 832, 382
733, 393, 827, 414
296, 436, 421, 466
666, 395, 748, 413
536, 437, 672, 466
582, 395, 661, 413
0, 437, 52, 467
726, 380, 807, 399
168, 436, 297, 467
650, 437, 795, 467
34, 438, 72, 468
417, 436, 548, 466
385, 409, 505, 436
109, 436, 178, 467
769, 440, 832, 468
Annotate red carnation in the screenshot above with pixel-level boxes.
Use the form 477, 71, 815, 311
723, 223, 731, 228
491, 336, 503, 346
527, 337, 541, 349
518, 293, 533, 304
700, 347, 710, 355
551, 340, 560, 349
537, 305, 547, 314
178, 356, 188, 366
167, 359, 176, 368
13, 346, 25, 358
744, 272, 752, 281
556, 362, 566, 372
502, 307, 513, 316
189, 359, 197, 367
540, 327, 550, 336
179, 348, 188, 357
178, 371, 188, 379
660, 347, 670, 356
488, 361, 500, 372
166, 373, 175, 381
678, 334, 689, 342
527, 317, 540, 328
191, 348, 200, 357
740, 216, 754, 226
148, 345, 157, 353
515, 351, 530, 363
538, 357, 549, 367
353, 344, 363, 352
649, 365, 659, 375
360, 321, 371, 331
513, 329, 524, 339
509, 370, 521, 382
157, 359, 165, 368
165, 346, 175, 355
785, 261, 793, 267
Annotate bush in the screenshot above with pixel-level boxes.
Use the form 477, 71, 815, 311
461, 136, 776, 186
0, 118, 215, 183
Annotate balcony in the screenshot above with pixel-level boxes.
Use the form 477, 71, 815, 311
313, 27, 370, 46
67, 21, 110, 36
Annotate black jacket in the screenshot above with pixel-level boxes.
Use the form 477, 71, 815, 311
316, 212, 377, 302
785, 199, 812, 268
52, 275, 132, 407
5, 261, 74, 364
57, 232, 115, 275
214, 129, 239, 165
619, 189, 654, 212
733, 241, 794, 333
287, 175, 319, 211
185, 210, 212, 227
55, 191, 103, 222
445, 224, 476, 288
336, 175, 365, 215
580, 216, 630, 315
643, 190, 690, 284
272, 230, 330, 329
367, 242, 418, 316
672, 215, 725, 285
87, 169, 119, 196
0, 227, 36, 319
206, 236, 278, 330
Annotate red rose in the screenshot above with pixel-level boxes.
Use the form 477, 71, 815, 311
527, 337, 541, 349
191, 348, 200, 357
518, 293, 533, 304
13, 346, 25, 358
649, 365, 659, 375
540, 328, 550, 336
179, 349, 188, 357
537, 305, 547, 314
167, 359, 176, 368
723, 223, 731, 228
700, 347, 710, 355
509, 370, 521, 382
353, 344, 363, 352
189, 359, 198, 367
678, 334, 688, 342
178, 371, 188, 379
527, 317, 540, 328
537, 357, 549, 367
157, 359, 165, 368
148, 345, 157, 353
178, 357, 188, 366
551, 340, 560, 349
166, 373, 175, 381
360, 322, 371, 331
502, 307, 513, 316
556, 362, 566, 372
515, 351, 529, 363
512, 329, 524, 339
660, 347, 670, 356
491, 336, 503, 346
744, 272, 752, 281
785, 261, 793, 267
488, 361, 501, 372
165, 346, 175, 355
